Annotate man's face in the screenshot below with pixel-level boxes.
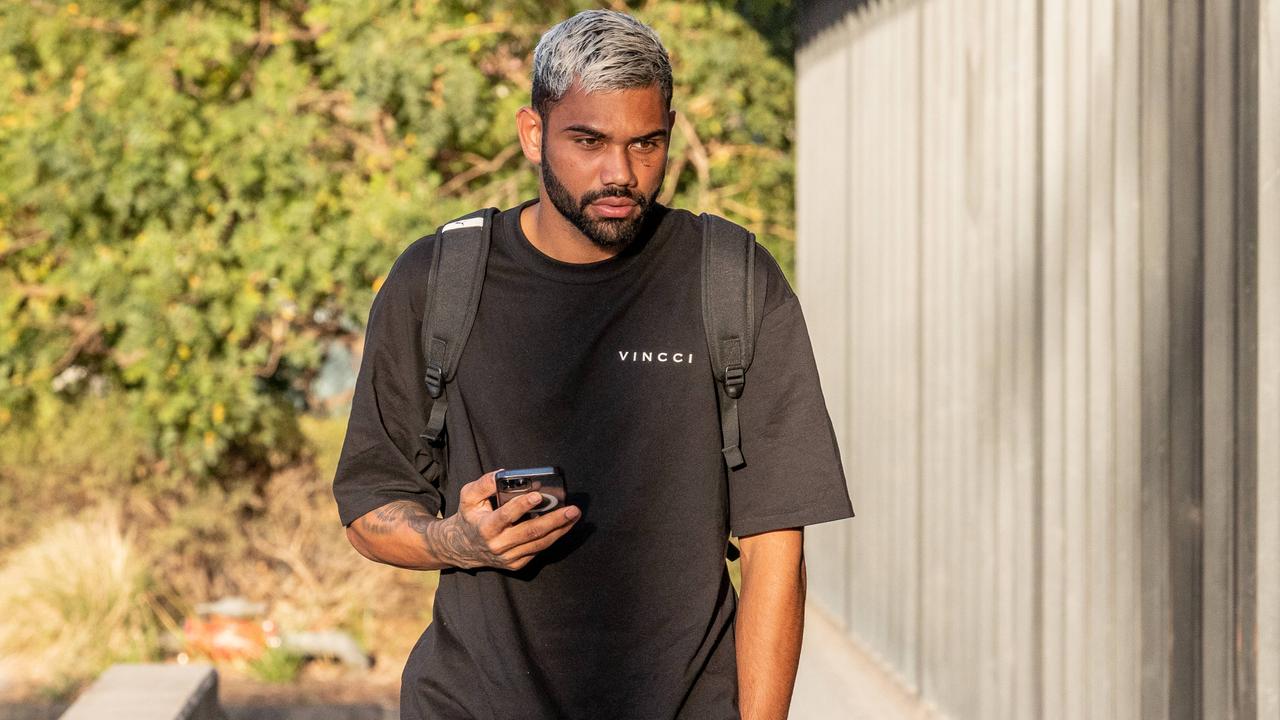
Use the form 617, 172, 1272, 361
534, 83, 673, 250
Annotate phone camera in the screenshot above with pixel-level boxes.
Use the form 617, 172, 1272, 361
499, 476, 531, 492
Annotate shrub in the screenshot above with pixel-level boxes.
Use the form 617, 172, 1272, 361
0, 392, 151, 552
0, 507, 170, 697
0, 0, 796, 486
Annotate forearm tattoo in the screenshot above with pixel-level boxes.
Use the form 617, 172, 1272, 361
362, 501, 434, 535
357, 501, 501, 569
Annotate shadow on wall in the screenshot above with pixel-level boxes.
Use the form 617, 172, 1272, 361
797, 0, 866, 49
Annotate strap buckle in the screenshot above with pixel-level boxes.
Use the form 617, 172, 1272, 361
724, 364, 745, 399
424, 363, 444, 399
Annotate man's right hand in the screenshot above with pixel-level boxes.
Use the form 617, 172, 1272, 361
345, 470, 581, 572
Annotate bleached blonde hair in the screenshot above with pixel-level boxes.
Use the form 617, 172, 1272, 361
531, 10, 673, 117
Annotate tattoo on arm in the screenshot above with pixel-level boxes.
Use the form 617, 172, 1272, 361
355, 500, 500, 570
362, 500, 434, 536
423, 510, 501, 569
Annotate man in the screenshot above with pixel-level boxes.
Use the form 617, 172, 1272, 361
333, 10, 854, 720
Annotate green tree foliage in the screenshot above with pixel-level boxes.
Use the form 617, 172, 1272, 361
0, 0, 795, 481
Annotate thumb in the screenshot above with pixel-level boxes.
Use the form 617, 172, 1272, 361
458, 470, 501, 509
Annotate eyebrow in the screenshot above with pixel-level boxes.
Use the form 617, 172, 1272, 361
561, 125, 669, 142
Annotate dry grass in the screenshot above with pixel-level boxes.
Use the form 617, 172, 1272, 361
236, 463, 438, 667
0, 411, 441, 699
0, 507, 168, 696
229, 415, 438, 677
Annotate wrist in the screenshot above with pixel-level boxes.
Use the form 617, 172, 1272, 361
428, 512, 486, 570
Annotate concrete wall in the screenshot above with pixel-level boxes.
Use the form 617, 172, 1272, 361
795, 1, 1278, 718
1257, 3, 1280, 717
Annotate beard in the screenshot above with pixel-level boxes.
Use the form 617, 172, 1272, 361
540, 148, 664, 252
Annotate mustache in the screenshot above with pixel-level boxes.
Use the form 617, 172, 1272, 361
580, 186, 647, 209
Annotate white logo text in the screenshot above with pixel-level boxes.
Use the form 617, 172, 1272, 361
617, 350, 695, 364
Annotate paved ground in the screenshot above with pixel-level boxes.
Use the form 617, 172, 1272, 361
791, 604, 939, 720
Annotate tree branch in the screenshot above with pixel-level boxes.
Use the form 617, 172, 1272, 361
438, 144, 520, 197
28, 0, 139, 36
50, 314, 102, 376
675, 114, 711, 203
0, 229, 49, 262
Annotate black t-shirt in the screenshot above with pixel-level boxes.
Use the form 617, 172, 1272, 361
333, 199, 854, 720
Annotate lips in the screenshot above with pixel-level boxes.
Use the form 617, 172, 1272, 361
590, 198, 638, 218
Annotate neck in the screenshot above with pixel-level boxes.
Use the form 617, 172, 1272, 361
519, 190, 619, 264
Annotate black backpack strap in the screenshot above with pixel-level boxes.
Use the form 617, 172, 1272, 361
700, 213, 756, 470
418, 208, 497, 450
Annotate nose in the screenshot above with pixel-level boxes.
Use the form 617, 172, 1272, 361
599, 143, 637, 188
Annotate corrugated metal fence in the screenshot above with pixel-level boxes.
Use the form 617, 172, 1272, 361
795, 1, 1279, 718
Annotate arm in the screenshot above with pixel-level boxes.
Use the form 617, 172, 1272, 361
735, 527, 806, 720
346, 470, 580, 572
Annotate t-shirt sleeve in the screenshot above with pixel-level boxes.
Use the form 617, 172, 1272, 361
727, 246, 856, 538
332, 236, 443, 527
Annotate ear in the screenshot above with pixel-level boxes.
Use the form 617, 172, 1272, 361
516, 106, 543, 165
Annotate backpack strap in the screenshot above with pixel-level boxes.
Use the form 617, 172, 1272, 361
700, 213, 756, 470
418, 208, 497, 450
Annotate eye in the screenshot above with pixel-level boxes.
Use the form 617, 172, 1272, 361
632, 139, 657, 151
575, 136, 601, 148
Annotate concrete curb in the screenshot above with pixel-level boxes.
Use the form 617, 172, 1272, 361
59, 664, 225, 720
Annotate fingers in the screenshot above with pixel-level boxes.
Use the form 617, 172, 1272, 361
493, 490, 548, 527
488, 505, 580, 556
458, 471, 499, 507
455, 471, 580, 571
499, 513, 579, 569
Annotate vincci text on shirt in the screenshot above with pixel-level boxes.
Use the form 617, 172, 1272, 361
616, 350, 695, 364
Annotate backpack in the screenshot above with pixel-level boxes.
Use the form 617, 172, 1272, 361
414, 206, 757, 485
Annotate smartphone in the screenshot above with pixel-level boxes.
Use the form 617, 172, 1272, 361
492, 467, 567, 522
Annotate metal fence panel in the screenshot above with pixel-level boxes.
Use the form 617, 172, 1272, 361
795, 0, 1275, 717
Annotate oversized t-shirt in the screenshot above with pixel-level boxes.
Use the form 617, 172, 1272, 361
333, 198, 854, 720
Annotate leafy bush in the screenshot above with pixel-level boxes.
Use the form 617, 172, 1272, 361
0, 0, 795, 483
0, 393, 152, 551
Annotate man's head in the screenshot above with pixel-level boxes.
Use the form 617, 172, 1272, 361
530, 10, 673, 119
517, 11, 675, 251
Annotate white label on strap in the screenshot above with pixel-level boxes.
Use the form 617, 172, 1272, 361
441, 217, 485, 232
